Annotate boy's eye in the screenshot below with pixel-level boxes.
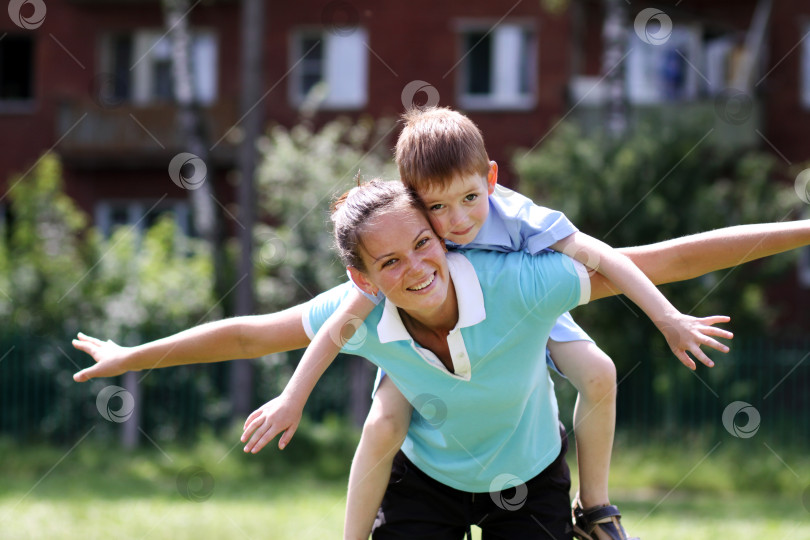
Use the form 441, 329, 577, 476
429, 203, 444, 211
465, 193, 478, 202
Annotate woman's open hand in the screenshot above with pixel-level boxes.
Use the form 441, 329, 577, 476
72, 332, 131, 382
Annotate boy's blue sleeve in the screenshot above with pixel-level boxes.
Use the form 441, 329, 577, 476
302, 281, 355, 340
477, 188, 578, 255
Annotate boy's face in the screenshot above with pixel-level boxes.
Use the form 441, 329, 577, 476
417, 162, 497, 245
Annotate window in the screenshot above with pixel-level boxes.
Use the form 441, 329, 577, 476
457, 23, 536, 110
627, 25, 702, 103
95, 199, 191, 238
802, 23, 810, 110
99, 30, 218, 105
0, 34, 35, 111
290, 28, 368, 109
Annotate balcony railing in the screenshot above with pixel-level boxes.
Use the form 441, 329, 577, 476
57, 99, 239, 167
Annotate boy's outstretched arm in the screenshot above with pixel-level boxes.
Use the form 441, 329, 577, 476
241, 288, 376, 453
553, 232, 732, 370
72, 305, 310, 382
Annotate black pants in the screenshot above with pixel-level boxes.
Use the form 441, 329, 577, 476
372, 424, 573, 540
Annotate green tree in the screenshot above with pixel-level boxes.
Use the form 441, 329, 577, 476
252, 116, 398, 418
0, 155, 218, 441
514, 119, 800, 432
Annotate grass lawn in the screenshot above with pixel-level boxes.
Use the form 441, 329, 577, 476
1, 434, 809, 539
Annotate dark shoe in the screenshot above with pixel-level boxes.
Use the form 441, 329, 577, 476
571, 494, 639, 540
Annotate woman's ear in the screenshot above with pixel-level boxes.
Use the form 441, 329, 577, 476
347, 266, 379, 296
486, 161, 498, 195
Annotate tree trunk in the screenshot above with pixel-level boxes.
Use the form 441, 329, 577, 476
601, 0, 629, 137
163, 0, 225, 283
229, 0, 265, 418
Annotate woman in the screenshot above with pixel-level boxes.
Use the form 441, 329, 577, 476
73, 181, 810, 537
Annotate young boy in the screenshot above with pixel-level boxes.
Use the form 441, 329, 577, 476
241, 107, 730, 540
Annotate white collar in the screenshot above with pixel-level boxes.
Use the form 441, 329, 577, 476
377, 251, 486, 344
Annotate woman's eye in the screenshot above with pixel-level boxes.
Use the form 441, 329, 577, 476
416, 237, 430, 248
381, 259, 397, 268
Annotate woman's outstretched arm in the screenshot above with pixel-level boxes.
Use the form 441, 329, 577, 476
589, 220, 810, 301
72, 305, 310, 381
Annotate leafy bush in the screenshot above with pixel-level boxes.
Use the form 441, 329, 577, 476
514, 119, 801, 434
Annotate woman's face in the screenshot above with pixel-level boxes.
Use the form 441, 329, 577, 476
354, 205, 451, 315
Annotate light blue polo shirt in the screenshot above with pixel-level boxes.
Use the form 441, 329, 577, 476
303, 249, 590, 493
445, 185, 577, 255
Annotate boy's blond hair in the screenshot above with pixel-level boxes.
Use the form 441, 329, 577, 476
395, 107, 490, 192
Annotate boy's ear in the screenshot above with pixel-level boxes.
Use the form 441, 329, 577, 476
347, 266, 379, 296
486, 161, 498, 195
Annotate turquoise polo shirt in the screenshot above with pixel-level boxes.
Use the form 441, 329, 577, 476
303, 249, 590, 493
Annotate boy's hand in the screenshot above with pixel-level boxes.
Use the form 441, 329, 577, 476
656, 314, 733, 370
72, 332, 131, 382
241, 394, 304, 453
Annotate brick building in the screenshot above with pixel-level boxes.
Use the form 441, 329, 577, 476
1, 0, 808, 305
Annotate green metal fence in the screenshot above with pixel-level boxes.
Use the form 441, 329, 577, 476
1, 333, 808, 445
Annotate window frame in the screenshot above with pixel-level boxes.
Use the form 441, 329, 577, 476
288, 26, 369, 111
454, 18, 538, 111
94, 198, 192, 238
98, 28, 219, 106
0, 33, 36, 114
